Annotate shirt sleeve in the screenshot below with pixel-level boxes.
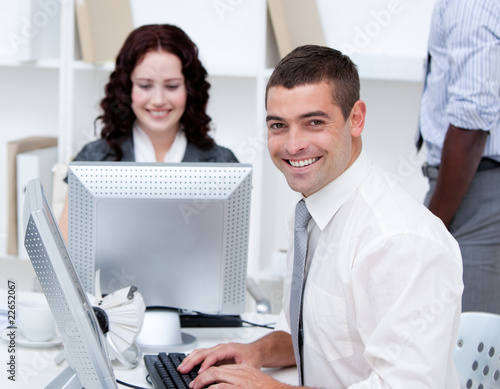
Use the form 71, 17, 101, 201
349, 232, 463, 388
446, 0, 500, 132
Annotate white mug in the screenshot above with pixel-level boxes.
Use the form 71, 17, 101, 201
18, 299, 56, 342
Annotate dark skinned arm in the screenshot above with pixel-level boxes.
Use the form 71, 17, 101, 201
427, 124, 488, 228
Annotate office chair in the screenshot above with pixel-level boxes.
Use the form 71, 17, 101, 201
454, 311, 500, 388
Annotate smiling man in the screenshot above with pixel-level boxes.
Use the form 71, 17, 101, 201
179, 45, 464, 388
266, 81, 364, 197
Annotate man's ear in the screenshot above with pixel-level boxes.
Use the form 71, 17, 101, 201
349, 100, 366, 138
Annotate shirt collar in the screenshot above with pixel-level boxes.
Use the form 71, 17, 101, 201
302, 149, 372, 230
133, 122, 187, 163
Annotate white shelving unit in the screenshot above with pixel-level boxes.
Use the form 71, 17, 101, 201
1, 0, 435, 289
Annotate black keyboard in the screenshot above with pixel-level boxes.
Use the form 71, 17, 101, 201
144, 352, 202, 389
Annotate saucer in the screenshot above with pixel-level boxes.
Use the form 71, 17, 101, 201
0, 328, 62, 348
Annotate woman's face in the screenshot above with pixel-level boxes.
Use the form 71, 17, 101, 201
131, 50, 187, 138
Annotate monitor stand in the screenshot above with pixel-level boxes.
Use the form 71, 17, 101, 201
135, 307, 197, 353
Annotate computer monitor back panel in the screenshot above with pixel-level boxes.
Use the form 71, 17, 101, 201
68, 162, 252, 315
24, 179, 117, 389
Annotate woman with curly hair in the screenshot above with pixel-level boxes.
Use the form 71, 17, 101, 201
59, 24, 238, 239
73, 23, 237, 163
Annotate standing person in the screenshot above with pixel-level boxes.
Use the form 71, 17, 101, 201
59, 24, 238, 240
419, 0, 500, 313
178, 45, 463, 388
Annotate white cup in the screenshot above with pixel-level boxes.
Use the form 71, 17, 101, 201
18, 299, 57, 342
136, 309, 182, 348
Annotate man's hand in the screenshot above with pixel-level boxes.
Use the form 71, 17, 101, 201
188, 364, 289, 389
178, 342, 263, 375
178, 331, 295, 375
178, 331, 297, 387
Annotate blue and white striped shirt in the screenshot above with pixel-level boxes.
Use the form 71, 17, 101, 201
420, 0, 500, 165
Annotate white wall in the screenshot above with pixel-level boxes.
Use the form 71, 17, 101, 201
0, 67, 59, 255
362, 79, 429, 203
319, 0, 435, 58
0, 1, 18, 58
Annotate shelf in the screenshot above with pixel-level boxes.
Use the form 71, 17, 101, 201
71, 60, 263, 79
71, 60, 114, 72
205, 64, 262, 79
0, 54, 426, 83
0, 58, 61, 69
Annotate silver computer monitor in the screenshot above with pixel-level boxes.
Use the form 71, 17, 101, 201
68, 161, 252, 314
23, 178, 117, 389
67, 162, 252, 350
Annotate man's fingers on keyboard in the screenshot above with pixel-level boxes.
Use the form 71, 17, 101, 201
198, 354, 225, 373
178, 349, 208, 373
192, 365, 261, 389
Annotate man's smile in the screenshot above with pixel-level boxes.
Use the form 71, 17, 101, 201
287, 157, 320, 168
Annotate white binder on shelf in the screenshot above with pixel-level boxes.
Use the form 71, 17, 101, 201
16, 146, 57, 259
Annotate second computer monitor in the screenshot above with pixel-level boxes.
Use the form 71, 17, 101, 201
68, 162, 252, 315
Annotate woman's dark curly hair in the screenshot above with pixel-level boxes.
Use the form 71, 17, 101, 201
98, 24, 214, 160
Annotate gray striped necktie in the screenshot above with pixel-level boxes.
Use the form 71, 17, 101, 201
290, 199, 311, 385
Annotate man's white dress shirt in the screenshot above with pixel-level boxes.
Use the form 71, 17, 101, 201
275, 150, 463, 388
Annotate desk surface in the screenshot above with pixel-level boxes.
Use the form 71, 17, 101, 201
0, 291, 297, 388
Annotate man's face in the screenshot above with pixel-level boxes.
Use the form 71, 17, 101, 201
266, 82, 364, 197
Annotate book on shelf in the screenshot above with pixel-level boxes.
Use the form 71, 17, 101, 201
268, 0, 326, 59
75, 0, 134, 64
